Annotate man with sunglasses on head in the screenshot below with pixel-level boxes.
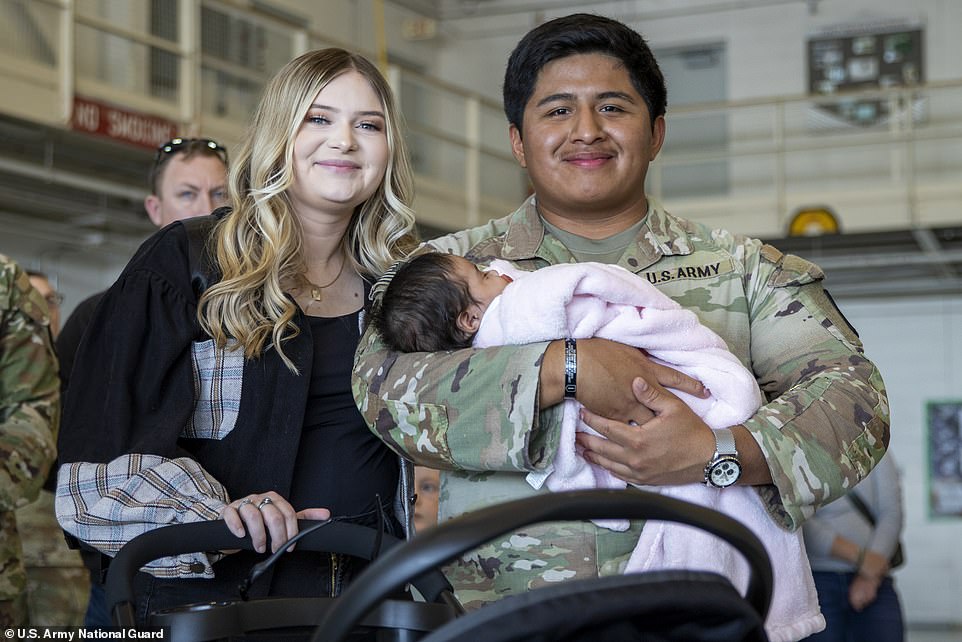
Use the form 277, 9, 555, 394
144, 137, 229, 227
55, 137, 228, 628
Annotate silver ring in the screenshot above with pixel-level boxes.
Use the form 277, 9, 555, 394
238, 497, 254, 508
627, 420, 639, 427
257, 497, 273, 510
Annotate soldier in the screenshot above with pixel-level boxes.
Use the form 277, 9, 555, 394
0, 255, 60, 627
15, 272, 87, 626
354, 13, 889, 608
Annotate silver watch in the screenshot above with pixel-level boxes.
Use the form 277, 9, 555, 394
704, 427, 741, 488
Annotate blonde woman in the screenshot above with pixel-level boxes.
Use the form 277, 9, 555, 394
55, 48, 418, 615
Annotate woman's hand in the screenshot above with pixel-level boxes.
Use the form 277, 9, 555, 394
220, 491, 331, 553
848, 573, 880, 611
849, 548, 887, 611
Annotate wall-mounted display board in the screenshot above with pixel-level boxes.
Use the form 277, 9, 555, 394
928, 400, 962, 518
807, 24, 924, 128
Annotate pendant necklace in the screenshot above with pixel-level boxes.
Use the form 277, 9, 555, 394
302, 255, 346, 304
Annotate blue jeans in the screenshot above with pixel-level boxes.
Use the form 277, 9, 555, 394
84, 582, 113, 628
805, 571, 904, 642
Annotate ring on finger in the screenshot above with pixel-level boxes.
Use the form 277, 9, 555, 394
627, 420, 639, 427
238, 497, 254, 508
257, 497, 273, 510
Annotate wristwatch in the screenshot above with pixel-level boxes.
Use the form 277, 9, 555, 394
704, 427, 741, 488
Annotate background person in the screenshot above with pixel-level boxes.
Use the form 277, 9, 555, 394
57, 137, 229, 391
54, 48, 417, 623
802, 453, 905, 642
26, 272, 62, 336
144, 136, 230, 228
413, 466, 440, 533
0, 255, 59, 628
354, 13, 889, 609
55, 137, 230, 627
14, 272, 87, 626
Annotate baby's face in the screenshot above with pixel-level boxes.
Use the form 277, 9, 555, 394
450, 256, 511, 312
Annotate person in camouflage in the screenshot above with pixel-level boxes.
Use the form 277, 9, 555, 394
15, 272, 87, 626
353, 13, 889, 610
0, 254, 60, 627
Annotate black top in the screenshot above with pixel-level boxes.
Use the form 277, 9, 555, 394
288, 312, 399, 523
274, 311, 401, 597
56, 291, 104, 396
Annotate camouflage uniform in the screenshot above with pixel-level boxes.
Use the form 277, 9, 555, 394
0, 254, 60, 627
16, 491, 88, 626
353, 197, 889, 608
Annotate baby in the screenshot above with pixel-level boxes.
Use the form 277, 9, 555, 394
370, 252, 514, 353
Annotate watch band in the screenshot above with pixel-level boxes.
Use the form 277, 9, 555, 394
712, 427, 737, 456
563, 338, 577, 399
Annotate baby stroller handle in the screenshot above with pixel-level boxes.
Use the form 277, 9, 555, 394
106, 519, 454, 627
316, 489, 774, 642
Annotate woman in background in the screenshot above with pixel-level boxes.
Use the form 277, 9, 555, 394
802, 453, 906, 642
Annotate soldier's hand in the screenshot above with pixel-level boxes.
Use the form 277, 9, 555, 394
576, 377, 716, 485
573, 338, 708, 423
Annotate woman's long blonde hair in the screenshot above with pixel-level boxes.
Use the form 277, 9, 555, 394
198, 48, 418, 371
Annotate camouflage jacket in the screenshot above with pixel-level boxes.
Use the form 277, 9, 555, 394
353, 197, 889, 605
0, 254, 60, 618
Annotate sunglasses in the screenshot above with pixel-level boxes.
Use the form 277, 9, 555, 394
153, 138, 228, 166
44, 292, 65, 307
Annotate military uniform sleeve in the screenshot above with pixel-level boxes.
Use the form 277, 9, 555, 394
353, 325, 561, 472
0, 259, 60, 512
54, 229, 228, 578
743, 244, 888, 530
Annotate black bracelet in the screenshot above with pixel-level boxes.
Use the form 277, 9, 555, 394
563, 338, 577, 399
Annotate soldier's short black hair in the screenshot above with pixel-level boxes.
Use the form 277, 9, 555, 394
371, 252, 477, 353
502, 13, 667, 137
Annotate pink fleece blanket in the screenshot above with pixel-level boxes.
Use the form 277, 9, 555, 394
474, 260, 823, 642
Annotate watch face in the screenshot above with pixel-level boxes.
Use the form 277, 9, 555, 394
708, 457, 741, 488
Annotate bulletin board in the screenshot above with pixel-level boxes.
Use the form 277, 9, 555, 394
927, 400, 962, 517
807, 25, 924, 127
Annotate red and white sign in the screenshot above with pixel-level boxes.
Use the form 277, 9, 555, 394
71, 95, 179, 150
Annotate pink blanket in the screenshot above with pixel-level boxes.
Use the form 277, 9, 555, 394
474, 260, 823, 642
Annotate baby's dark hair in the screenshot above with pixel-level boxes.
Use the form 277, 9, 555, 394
371, 252, 477, 353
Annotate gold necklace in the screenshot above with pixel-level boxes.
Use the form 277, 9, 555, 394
302, 256, 346, 303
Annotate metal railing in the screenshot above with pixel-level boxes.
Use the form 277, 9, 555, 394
2, 0, 961, 239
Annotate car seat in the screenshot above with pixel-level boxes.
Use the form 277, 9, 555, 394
315, 488, 773, 642
105, 519, 463, 641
